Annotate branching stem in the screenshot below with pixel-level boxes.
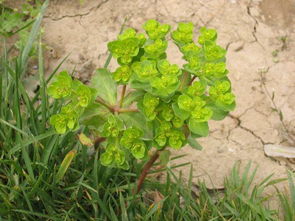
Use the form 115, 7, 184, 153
95, 97, 115, 113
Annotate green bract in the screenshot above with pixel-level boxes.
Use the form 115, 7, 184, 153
100, 143, 128, 169
198, 27, 217, 45
171, 22, 194, 45
144, 39, 168, 59
48, 71, 72, 99
48, 19, 236, 170
141, 93, 160, 120
72, 80, 95, 107
132, 60, 158, 82
143, 19, 171, 40
209, 80, 235, 111
102, 115, 123, 137
48, 71, 95, 134
113, 65, 132, 84
108, 38, 141, 64
50, 104, 79, 134
120, 127, 143, 148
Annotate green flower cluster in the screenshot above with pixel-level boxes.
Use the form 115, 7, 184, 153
108, 28, 146, 65
100, 115, 148, 169
120, 127, 146, 159
48, 71, 95, 134
138, 93, 186, 149
173, 24, 227, 82
154, 121, 185, 150
209, 80, 235, 111
49, 104, 79, 134
132, 59, 181, 97
143, 19, 171, 40
100, 143, 128, 170
171, 22, 194, 45
101, 115, 123, 137
108, 20, 181, 98
176, 82, 213, 126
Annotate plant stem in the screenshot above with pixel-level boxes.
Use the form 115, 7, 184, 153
119, 85, 127, 108
135, 149, 162, 194
117, 108, 138, 113
103, 53, 112, 69
189, 76, 196, 85
94, 137, 106, 149
96, 97, 115, 113
179, 71, 190, 91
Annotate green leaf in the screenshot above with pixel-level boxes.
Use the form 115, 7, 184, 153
188, 119, 209, 137
187, 135, 203, 150
119, 112, 152, 139
122, 90, 145, 108
208, 104, 228, 121
79, 103, 110, 129
80, 102, 110, 119
172, 103, 190, 120
91, 68, 117, 105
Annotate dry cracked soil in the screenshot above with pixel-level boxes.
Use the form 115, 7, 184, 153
9, 0, 295, 208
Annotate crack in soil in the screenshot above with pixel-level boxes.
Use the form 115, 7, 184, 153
246, 0, 265, 50
228, 114, 274, 145
45, 0, 109, 21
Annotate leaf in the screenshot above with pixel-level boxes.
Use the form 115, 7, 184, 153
187, 135, 203, 150
130, 79, 151, 91
208, 104, 228, 121
55, 150, 77, 183
287, 171, 295, 209
21, 0, 49, 68
119, 112, 152, 139
78, 133, 93, 147
172, 103, 190, 120
90, 68, 117, 105
188, 119, 209, 137
122, 90, 145, 108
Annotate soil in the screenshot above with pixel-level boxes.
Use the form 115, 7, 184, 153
10, 0, 295, 210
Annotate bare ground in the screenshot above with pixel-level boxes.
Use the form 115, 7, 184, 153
19, 0, 295, 206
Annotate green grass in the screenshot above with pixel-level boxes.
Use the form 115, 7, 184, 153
0, 1, 294, 220
277, 171, 295, 221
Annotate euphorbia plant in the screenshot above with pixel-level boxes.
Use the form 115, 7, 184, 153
48, 20, 235, 193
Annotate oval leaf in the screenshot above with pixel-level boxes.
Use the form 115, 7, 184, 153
188, 119, 209, 137
91, 68, 117, 105
187, 135, 203, 150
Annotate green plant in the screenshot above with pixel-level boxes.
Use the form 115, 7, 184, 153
0, 0, 42, 55
48, 20, 236, 193
277, 171, 295, 221
1, 2, 291, 220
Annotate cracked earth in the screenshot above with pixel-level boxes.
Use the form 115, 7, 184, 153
16, 0, 295, 203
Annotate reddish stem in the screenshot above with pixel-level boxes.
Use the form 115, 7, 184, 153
189, 76, 197, 85
94, 137, 106, 149
135, 149, 161, 194
96, 97, 115, 113
119, 85, 127, 108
